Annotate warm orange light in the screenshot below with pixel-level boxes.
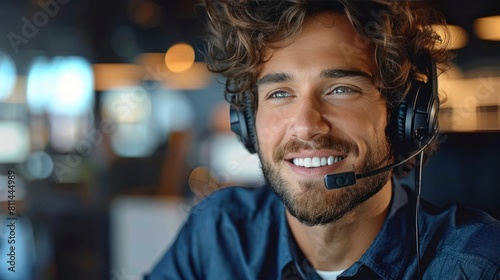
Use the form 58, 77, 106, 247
163, 62, 212, 90
433, 24, 468, 50
474, 15, 500, 41
165, 43, 195, 73
93, 63, 142, 91
134, 53, 213, 89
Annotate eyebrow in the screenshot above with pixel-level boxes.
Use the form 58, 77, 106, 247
320, 69, 373, 81
256, 72, 292, 87
256, 68, 373, 87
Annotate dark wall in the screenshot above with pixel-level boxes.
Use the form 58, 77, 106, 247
402, 132, 500, 219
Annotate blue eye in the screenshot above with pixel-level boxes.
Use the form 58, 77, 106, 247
269, 91, 292, 99
331, 86, 355, 95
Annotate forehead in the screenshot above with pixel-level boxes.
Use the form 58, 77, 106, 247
259, 12, 376, 79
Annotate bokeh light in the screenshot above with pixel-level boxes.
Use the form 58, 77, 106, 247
27, 56, 94, 116
164, 43, 195, 73
27, 151, 54, 179
433, 24, 468, 50
27, 56, 54, 114
0, 51, 17, 100
101, 87, 152, 124
474, 15, 500, 41
0, 121, 30, 163
49, 56, 94, 116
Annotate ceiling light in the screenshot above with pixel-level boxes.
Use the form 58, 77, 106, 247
432, 24, 468, 49
474, 15, 500, 41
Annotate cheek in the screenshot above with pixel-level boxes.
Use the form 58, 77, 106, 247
354, 98, 388, 130
255, 108, 287, 151
369, 103, 389, 134
363, 105, 389, 151
337, 100, 388, 149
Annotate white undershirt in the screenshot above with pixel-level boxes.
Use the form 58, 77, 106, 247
316, 269, 345, 280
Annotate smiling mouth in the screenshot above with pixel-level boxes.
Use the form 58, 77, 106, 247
291, 156, 346, 168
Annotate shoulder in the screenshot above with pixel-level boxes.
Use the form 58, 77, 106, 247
421, 201, 500, 245
439, 204, 500, 249
421, 202, 500, 276
147, 186, 283, 280
397, 184, 500, 252
178, 186, 286, 278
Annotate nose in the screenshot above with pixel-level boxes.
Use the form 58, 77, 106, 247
289, 95, 330, 141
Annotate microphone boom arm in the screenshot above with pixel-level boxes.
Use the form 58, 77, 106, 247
324, 132, 437, 189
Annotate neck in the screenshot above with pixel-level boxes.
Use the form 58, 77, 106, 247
286, 180, 392, 271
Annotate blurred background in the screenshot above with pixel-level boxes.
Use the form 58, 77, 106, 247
0, 0, 499, 279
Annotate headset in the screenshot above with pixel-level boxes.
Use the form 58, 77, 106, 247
229, 52, 439, 159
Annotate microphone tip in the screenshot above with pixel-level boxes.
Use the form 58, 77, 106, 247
324, 172, 356, 189
335, 176, 350, 187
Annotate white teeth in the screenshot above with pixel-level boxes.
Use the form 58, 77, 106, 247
327, 156, 334, 165
291, 156, 345, 168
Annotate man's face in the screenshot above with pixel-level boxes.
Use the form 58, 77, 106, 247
255, 12, 392, 226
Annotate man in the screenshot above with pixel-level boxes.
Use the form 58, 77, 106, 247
147, 1, 500, 279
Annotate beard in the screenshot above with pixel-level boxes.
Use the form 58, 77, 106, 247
258, 135, 392, 227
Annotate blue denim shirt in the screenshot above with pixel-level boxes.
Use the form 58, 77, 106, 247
147, 182, 500, 279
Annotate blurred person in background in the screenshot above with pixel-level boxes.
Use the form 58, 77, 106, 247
147, 1, 500, 279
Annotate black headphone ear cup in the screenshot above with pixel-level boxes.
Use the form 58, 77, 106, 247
389, 53, 439, 156
389, 83, 421, 155
229, 94, 256, 153
391, 101, 409, 153
243, 97, 256, 152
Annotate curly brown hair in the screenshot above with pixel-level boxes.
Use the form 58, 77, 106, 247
203, 0, 451, 177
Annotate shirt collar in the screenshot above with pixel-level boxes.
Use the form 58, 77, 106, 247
279, 203, 323, 280
343, 180, 417, 279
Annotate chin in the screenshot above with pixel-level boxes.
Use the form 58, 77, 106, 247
264, 167, 390, 226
